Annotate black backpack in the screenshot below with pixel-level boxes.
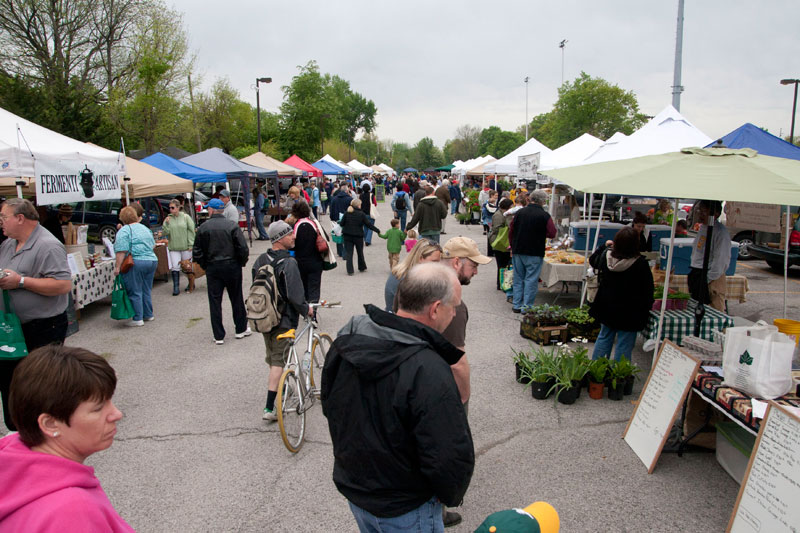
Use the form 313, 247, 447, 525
395, 192, 407, 211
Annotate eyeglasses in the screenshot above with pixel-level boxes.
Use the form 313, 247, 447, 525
169, 206, 178, 210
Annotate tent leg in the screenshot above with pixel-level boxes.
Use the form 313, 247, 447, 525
653, 198, 680, 363
785, 205, 791, 318
579, 193, 595, 306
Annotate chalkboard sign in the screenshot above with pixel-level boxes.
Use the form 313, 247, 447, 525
623, 340, 701, 473
727, 403, 800, 533
375, 184, 385, 202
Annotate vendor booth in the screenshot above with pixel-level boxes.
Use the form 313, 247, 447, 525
283, 155, 322, 178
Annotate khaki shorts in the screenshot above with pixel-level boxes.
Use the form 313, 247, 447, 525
263, 328, 290, 367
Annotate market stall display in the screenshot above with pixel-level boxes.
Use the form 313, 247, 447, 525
663, 273, 749, 303
71, 260, 115, 310
641, 300, 734, 346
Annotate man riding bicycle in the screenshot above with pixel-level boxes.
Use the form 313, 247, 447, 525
252, 221, 312, 421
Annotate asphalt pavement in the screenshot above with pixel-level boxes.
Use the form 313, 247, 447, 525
3, 201, 798, 532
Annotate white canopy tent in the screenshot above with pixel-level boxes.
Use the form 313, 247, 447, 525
465, 156, 498, 175
378, 163, 396, 175
482, 137, 553, 175
347, 159, 374, 174
540, 133, 604, 171
320, 154, 358, 175
579, 131, 628, 163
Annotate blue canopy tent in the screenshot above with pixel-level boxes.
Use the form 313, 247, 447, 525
312, 159, 350, 175
181, 148, 277, 240
707, 123, 800, 160
402, 167, 418, 173
140, 152, 227, 182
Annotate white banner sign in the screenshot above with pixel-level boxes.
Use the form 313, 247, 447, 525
35, 157, 123, 205
517, 152, 540, 180
724, 201, 781, 233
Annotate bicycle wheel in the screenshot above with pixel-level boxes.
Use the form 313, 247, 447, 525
276, 369, 306, 453
310, 333, 333, 390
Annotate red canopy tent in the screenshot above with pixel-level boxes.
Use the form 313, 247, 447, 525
284, 154, 322, 178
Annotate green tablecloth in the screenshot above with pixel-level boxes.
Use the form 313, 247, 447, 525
641, 300, 734, 346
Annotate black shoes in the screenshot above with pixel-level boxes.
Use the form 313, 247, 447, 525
443, 511, 462, 528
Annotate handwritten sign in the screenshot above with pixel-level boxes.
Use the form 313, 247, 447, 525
727, 403, 800, 533
623, 341, 701, 473
517, 153, 540, 180
725, 202, 781, 233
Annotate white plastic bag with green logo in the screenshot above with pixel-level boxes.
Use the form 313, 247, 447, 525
721, 325, 795, 399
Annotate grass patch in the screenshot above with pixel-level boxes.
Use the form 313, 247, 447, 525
187, 317, 204, 328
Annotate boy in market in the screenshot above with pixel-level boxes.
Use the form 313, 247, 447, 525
378, 219, 406, 268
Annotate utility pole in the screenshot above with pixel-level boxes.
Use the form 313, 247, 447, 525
559, 40, 568, 85
188, 75, 201, 152
255, 77, 272, 153
524, 76, 530, 140
671, 0, 685, 110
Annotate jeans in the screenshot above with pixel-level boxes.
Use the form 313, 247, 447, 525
364, 216, 375, 244
592, 325, 638, 362
336, 241, 346, 259
451, 199, 458, 214
396, 210, 407, 231
421, 233, 440, 244
344, 236, 367, 274
205, 261, 248, 341
254, 208, 268, 239
349, 497, 443, 533
511, 254, 543, 310
122, 259, 157, 321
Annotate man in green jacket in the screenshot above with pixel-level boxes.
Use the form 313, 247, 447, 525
406, 186, 447, 244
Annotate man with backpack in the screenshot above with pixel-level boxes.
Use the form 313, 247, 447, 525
391, 187, 412, 232
249, 220, 311, 421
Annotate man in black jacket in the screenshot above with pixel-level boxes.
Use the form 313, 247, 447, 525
509, 190, 557, 313
329, 183, 353, 259
192, 198, 250, 345
322, 263, 474, 531
251, 220, 311, 421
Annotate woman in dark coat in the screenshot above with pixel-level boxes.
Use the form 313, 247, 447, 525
340, 198, 380, 275
291, 201, 324, 303
359, 183, 376, 246
589, 226, 654, 361
488, 198, 513, 290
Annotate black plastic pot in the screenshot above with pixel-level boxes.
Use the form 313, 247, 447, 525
556, 385, 580, 405
607, 380, 625, 401
515, 363, 531, 384
572, 380, 582, 398
530, 379, 551, 399
623, 375, 635, 396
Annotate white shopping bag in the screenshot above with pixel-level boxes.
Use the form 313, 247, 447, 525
721, 325, 795, 399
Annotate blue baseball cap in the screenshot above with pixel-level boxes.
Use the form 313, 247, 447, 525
207, 198, 224, 210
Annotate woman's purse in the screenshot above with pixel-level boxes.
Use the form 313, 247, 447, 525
0, 290, 28, 360
110, 275, 135, 320
119, 226, 135, 273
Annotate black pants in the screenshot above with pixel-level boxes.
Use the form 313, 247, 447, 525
299, 266, 322, 303
495, 251, 511, 290
1, 311, 68, 431
205, 261, 248, 341
344, 236, 366, 274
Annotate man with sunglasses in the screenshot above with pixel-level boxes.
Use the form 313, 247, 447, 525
0, 198, 72, 432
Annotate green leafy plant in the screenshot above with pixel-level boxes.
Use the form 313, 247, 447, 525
607, 356, 641, 389
588, 358, 609, 383
564, 305, 593, 325
523, 304, 566, 326
465, 189, 481, 213
546, 347, 589, 400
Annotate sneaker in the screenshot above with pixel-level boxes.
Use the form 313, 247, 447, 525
443, 511, 462, 528
262, 408, 277, 421
144, 316, 155, 322
215, 339, 224, 345
512, 308, 521, 314
235, 327, 252, 339
127, 320, 144, 327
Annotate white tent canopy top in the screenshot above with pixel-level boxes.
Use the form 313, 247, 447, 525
465, 156, 498, 175
319, 154, 353, 174
378, 163, 396, 175
540, 133, 604, 171
347, 159, 373, 174
482, 136, 553, 175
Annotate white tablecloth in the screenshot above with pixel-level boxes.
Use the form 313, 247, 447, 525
72, 260, 115, 310
541, 260, 586, 288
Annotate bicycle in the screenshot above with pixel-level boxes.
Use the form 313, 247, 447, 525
274, 300, 340, 453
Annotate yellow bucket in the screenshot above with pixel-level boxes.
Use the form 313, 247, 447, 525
774, 318, 800, 346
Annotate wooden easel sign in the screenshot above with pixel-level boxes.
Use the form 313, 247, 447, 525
726, 402, 800, 532
623, 340, 701, 473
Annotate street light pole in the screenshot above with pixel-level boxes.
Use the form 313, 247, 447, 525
559, 40, 567, 85
524, 76, 529, 140
255, 77, 272, 153
781, 78, 799, 145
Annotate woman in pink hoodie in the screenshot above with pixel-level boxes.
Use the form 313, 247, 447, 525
0, 345, 133, 532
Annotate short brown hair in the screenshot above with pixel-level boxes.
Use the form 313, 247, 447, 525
632, 211, 647, 225
119, 205, 139, 224
10, 345, 117, 447
610, 226, 641, 260
4, 198, 39, 221
291, 199, 311, 220
391, 218, 399, 227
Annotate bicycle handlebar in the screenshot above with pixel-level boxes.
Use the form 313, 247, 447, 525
311, 300, 342, 309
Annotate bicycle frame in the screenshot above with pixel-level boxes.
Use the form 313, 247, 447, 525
284, 314, 322, 415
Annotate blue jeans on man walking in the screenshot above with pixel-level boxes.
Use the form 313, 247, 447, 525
451, 198, 459, 215
511, 254, 543, 311
122, 259, 157, 321
592, 325, 637, 362
349, 497, 443, 533
396, 210, 407, 231
364, 216, 375, 245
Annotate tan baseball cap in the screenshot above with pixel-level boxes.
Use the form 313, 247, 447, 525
442, 237, 492, 264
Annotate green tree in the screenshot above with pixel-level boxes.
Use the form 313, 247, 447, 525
443, 124, 481, 162
525, 72, 646, 148
194, 79, 254, 153
412, 137, 444, 169
478, 126, 525, 159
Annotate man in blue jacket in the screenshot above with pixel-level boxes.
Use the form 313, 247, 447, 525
322, 263, 474, 531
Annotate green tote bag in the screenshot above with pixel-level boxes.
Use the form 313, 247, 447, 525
110, 275, 135, 321
491, 225, 510, 252
0, 290, 29, 360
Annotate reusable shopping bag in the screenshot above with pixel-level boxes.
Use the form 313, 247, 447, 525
312, 218, 337, 271
721, 325, 795, 399
0, 290, 28, 360
491, 226, 510, 252
110, 275, 135, 320
500, 267, 513, 292
330, 221, 343, 244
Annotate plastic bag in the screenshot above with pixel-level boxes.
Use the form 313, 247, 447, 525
0, 291, 28, 360
721, 325, 794, 399
500, 267, 513, 292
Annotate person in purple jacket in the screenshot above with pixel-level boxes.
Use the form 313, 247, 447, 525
0, 345, 134, 532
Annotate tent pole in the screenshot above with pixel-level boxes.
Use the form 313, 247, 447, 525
653, 198, 680, 362
784, 205, 791, 318
549, 185, 556, 218
124, 177, 130, 204
15, 180, 23, 199
579, 193, 595, 306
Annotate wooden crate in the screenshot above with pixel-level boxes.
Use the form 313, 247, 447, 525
520, 323, 569, 345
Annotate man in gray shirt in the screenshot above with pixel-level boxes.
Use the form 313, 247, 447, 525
219, 189, 240, 225
0, 198, 72, 431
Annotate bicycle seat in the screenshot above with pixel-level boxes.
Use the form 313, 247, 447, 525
276, 329, 296, 340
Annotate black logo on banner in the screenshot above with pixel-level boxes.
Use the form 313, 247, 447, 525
80, 165, 95, 198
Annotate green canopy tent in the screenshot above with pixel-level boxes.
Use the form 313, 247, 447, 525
435, 164, 455, 171
547, 147, 800, 355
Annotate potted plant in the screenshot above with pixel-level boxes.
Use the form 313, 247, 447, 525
605, 358, 630, 401
548, 348, 588, 405
523, 347, 558, 399
564, 305, 601, 341
587, 358, 609, 399
614, 356, 641, 395
520, 304, 569, 344
456, 212, 469, 225
464, 189, 481, 224
512, 347, 532, 384
569, 346, 591, 391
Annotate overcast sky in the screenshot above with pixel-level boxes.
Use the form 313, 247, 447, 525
170, 0, 800, 151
